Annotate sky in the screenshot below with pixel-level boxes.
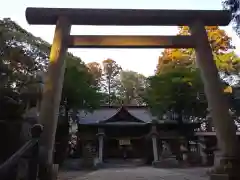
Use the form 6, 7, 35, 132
1, 0, 240, 76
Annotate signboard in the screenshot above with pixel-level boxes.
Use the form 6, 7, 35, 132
119, 139, 131, 145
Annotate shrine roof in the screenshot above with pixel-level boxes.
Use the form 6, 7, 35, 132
78, 106, 155, 125
26, 8, 231, 26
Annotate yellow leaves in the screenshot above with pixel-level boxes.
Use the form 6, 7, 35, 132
178, 26, 232, 54
156, 48, 193, 74
223, 86, 232, 94
160, 49, 187, 62
102, 58, 115, 64
214, 52, 240, 73
188, 82, 192, 86
178, 26, 190, 35
87, 62, 102, 75
207, 27, 232, 53
156, 25, 233, 74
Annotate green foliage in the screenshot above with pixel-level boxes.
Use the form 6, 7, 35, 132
214, 51, 240, 73
117, 70, 147, 105
62, 63, 102, 112
0, 18, 49, 119
0, 18, 101, 121
152, 24, 240, 122
87, 61, 148, 106
145, 67, 207, 120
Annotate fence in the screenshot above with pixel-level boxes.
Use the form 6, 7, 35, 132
0, 124, 43, 180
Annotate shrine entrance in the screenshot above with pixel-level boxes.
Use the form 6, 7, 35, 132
106, 138, 144, 159
25, 7, 239, 178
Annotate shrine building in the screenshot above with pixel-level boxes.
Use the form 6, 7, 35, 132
77, 106, 200, 166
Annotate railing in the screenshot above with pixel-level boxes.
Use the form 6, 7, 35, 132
0, 124, 43, 180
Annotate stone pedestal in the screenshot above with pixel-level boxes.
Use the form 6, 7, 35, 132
210, 157, 240, 180
82, 142, 95, 169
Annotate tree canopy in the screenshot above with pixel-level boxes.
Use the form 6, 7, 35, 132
148, 25, 240, 123
156, 26, 240, 75
117, 70, 147, 105
0, 18, 101, 120
145, 67, 207, 120
101, 59, 122, 105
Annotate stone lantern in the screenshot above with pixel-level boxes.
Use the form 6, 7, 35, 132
35, 70, 45, 111
21, 71, 44, 141
22, 71, 44, 112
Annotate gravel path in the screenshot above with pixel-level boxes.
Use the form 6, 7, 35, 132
58, 167, 209, 180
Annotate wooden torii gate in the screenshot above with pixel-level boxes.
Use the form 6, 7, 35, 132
25, 7, 239, 178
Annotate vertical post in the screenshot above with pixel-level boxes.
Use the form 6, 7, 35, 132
150, 125, 159, 164
28, 142, 39, 180
97, 128, 104, 164
152, 135, 158, 162
98, 136, 103, 163
39, 16, 71, 166
189, 21, 238, 158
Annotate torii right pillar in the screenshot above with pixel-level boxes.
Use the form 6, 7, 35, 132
190, 21, 240, 179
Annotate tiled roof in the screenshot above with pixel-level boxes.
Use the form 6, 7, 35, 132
126, 108, 155, 123
78, 106, 155, 124
78, 107, 119, 124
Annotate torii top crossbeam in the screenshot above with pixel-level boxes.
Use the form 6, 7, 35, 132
25, 7, 231, 26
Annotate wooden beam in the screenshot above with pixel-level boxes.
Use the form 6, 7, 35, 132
25, 8, 231, 26
68, 35, 195, 48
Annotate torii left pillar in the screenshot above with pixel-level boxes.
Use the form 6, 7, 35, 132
38, 17, 71, 180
